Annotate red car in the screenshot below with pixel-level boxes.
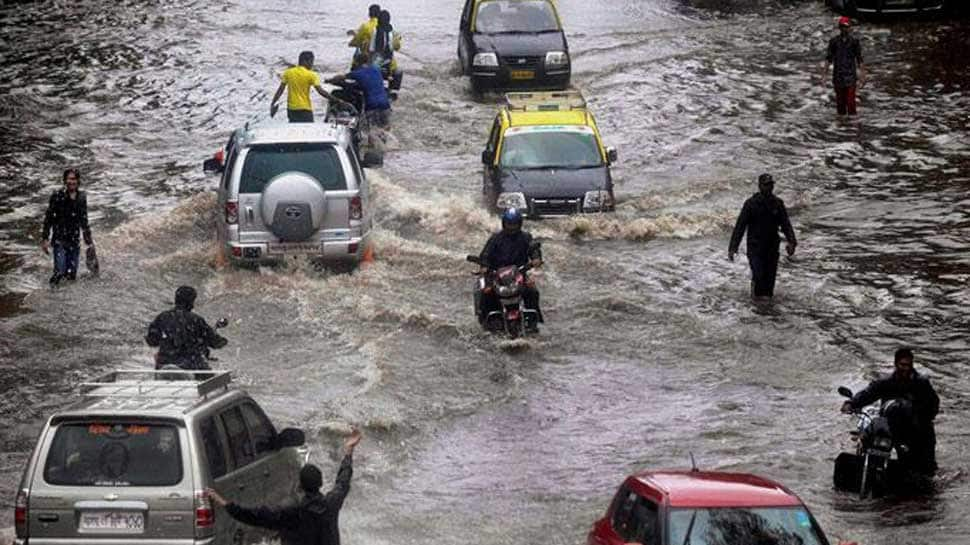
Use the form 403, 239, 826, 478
588, 470, 856, 545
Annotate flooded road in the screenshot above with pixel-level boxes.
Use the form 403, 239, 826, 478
2, 0, 969, 543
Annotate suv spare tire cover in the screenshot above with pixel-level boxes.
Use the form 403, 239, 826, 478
260, 172, 327, 241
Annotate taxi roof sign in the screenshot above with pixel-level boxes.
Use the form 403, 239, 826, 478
505, 90, 587, 112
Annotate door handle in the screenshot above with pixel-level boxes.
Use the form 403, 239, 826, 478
38, 514, 59, 522
238, 484, 246, 491
246, 207, 254, 222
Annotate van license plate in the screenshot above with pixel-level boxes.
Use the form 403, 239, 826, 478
268, 242, 322, 255
510, 70, 535, 80
79, 511, 145, 533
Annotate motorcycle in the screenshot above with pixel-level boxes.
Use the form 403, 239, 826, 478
833, 386, 908, 498
325, 77, 385, 168
466, 251, 541, 339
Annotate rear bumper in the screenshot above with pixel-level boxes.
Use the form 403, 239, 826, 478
226, 234, 370, 265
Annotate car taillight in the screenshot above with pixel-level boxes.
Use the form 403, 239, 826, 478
15, 488, 28, 537
225, 201, 239, 224
214, 149, 224, 164
195, 490, 215, 530
349, 196, 362, 220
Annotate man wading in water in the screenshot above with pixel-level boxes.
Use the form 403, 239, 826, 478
728, 173, 797, 301
41, 168, 94, 286
822, 16, 866, 116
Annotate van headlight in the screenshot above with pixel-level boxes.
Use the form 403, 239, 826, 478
545, 51, 569, 66
583, 190, 612, 210
496, 192, 527, 209
473, 53, 499, 67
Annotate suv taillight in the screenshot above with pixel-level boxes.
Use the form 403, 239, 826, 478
225, 201, 239, 224
349, 196, 362, 221
194, 489, 215, 531
15, 488, 28, 537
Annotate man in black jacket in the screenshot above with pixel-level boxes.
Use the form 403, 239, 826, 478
145, 286, 227, 370
728, 173, 797, 300
207, 430, 362, 545
478, 208, 544, 329
841, 348, 940, 474
41, 168, 94, 285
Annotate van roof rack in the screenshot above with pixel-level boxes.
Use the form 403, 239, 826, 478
505, 90, 587, 112
80, 370, 232, 400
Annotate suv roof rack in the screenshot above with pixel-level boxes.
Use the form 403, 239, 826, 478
80, 370, 232, 400
505, 90, 587, 112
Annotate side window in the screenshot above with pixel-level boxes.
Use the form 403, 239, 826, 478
613, 491, 659, 544
220, 406, 255, 469
461, 0, 473, 30
221, 147, 237, 191
240, 402, 277, 459
199, 416, 228, 478
485, 118, 501, 158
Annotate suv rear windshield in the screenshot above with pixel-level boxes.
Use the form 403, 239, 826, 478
240, 143, 347, 193
44, 422, 182, 486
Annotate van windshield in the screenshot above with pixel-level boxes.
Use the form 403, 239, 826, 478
500, 129, 603, 169
475, 0, 559, 33
240, 143, 347, 193
44, 423, 182, 486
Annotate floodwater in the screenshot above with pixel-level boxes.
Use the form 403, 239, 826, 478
1, 0, 969, 544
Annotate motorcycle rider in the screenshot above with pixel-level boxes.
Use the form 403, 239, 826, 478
477, 208, 543, 330
348, 4, 381, 69
840, 347, 940, 474
369, 9, 403, 93
145, 286, 228, 370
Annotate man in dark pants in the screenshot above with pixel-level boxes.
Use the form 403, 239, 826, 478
145, 286, 227, 370
207, 430, 362, 545
41, 168, 94, 285
478, 207, 544, 330
841, 348, 940, 474
270, 51, 349, 122
728, 174, 797, 300
822, 16, 866, 116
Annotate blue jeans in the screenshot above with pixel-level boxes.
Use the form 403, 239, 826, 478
51, 242, 80, 284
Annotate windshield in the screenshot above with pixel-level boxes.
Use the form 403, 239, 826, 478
475, 0, 559, 33
240, 143, 347, 193
500, 129, 603, 169
668, 507, 825, 545
44, 422, 182, 486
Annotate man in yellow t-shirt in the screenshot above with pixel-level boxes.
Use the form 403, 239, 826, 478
270, 51, 345, 123
348, 4, 380, 69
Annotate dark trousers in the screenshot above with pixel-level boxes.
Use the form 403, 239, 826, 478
748, 253, 779, 298
287, 109, 314, 123
834, 85, 857, 115
389, 68, 403, 91
51, 242, 80, 284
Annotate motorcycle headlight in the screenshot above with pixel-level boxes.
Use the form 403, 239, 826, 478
473, 52, 499, 67
874, 437, 892, 449
583, 190, 612, 210
497, 285, 517, 297
545, 51, 569, 66
496, 192, 527, 209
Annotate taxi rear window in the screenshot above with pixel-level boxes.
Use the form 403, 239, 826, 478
44, 423, 182, 486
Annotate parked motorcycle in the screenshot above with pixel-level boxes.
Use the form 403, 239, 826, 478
466, 253, 540, 339
834, 386, 907, 498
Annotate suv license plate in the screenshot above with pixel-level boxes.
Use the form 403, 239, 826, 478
510, 70, 535, 80
79, 511, 145, 533
268, 242, 322, 255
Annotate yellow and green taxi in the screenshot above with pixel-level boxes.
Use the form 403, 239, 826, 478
481, 91, 617, 216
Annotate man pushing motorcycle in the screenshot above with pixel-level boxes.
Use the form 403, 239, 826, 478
477, 208, 543, 332
841, 347, 940, 474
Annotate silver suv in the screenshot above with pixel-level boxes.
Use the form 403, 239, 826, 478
203, 122, 372, 266
14, 370, 307, 545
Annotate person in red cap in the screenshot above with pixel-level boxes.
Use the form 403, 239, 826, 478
822, 16, 866, 115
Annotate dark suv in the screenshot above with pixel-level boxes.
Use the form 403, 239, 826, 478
458, 0, 571, 91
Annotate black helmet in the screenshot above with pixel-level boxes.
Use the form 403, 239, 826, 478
174, 286, 197, 310
299, 464, 323, 492
758, 173, 775, 185
501, 207, 523, 228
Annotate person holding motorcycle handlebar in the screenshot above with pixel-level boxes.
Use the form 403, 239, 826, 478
146, 286, 228, 371
840, 347, 940, 474
477, 208, 544, 330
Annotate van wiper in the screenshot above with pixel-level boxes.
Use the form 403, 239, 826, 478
681, 509, 698, 545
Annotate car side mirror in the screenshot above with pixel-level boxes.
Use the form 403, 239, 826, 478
203, 157, 224, 174
606, 147, 618, 164
838, 386, 853, 399
466, 255, 481, 264
276, 428, 306, 449
482, 150, 493, 165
